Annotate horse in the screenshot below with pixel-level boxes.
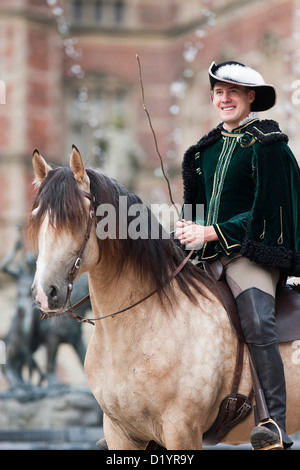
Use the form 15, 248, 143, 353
28, 145, 300, 450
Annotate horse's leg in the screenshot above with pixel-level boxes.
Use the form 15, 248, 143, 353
103, 413, 203, 450
162, 419, 203, 450
103, 413, 148, 450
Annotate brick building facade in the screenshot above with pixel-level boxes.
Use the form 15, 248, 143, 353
0, 0, 299, 259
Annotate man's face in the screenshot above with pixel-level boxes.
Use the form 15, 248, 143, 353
211, 82, 255, 131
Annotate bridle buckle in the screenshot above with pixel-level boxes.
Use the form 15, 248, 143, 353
74, 257, 82, 269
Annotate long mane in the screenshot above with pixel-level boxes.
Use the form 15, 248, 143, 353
29, 165, 214, 304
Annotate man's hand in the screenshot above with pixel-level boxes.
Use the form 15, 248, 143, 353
175, 219, 218, 249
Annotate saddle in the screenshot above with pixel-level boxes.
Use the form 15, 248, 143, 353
200, 259, 300, 447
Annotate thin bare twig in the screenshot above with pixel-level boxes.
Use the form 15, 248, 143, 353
136, 54, 180, 217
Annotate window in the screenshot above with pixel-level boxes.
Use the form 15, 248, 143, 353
73, 0, 82, 23
115, 1, 124, 24
70, 0, 126, 27
95, 0, 103, 23
68, 78, 130, 155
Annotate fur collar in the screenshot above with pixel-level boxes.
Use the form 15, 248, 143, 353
182, 119, 288, 205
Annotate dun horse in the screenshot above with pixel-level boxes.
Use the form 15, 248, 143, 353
29, 146, 300, 450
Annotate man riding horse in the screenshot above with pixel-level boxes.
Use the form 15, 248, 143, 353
176, 60, 300, 450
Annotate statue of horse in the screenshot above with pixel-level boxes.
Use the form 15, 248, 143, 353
2, 272, 91, 388
1, 228, 91, 388
28, 145, 300, 450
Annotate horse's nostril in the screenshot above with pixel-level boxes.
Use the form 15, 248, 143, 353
49, 285, 58, 301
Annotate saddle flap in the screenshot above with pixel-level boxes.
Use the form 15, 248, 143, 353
202, 393, 252, 446
276, 285, 300, 343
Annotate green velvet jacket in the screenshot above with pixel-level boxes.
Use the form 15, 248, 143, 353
182, 119, 300, 276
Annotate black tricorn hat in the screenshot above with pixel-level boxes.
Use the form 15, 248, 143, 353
209, 61, 276, 112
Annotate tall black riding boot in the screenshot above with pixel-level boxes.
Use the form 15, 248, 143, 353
235, 288, 293, 450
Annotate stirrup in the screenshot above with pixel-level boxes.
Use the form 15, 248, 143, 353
250, 418, 284, 450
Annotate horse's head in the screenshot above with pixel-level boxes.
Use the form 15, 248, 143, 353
29, 146, 99, 313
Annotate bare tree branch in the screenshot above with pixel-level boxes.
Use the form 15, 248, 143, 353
136, 54, 180, 217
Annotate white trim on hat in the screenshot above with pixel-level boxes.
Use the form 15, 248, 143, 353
215, 63, 265, 86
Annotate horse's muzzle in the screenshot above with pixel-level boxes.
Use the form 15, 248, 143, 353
31, 280, 68, 313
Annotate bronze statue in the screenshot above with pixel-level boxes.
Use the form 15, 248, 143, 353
1, 226, 91, 391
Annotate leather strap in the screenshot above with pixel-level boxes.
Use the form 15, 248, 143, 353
248, 349, 270, 422
41, 249, 195, 325
67, 192, 96, 286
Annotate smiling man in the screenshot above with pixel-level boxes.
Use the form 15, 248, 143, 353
212, 82, 255, 131
176, 61, 300, 450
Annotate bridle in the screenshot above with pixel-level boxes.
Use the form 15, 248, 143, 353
39, 190, 194, 326
67, 191, 96, 289
40, 190, 96, 325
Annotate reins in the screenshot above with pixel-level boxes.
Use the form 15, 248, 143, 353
39, 190, 194, 326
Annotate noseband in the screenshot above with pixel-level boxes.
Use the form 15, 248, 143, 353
40, 190, 194, 326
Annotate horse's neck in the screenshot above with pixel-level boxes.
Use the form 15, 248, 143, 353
87, 258, 233, 346
88, 261, 154, 329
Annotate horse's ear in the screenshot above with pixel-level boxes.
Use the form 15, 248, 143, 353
32, 149, 51, 184
70, 145, 88, 183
